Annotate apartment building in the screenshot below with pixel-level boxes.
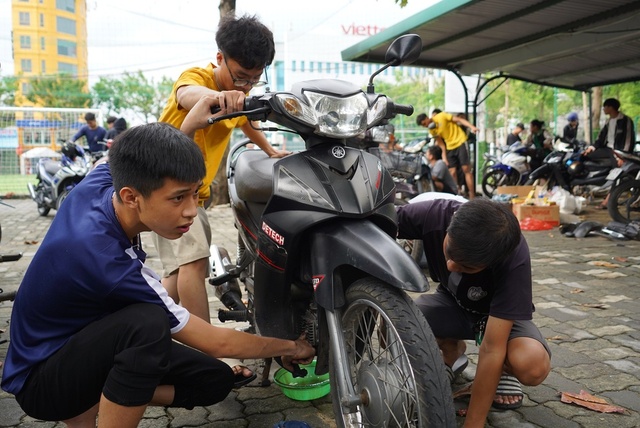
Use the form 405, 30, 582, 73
11, 0, 88, 104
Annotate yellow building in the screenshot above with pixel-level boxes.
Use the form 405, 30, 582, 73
11, 0, 88, 105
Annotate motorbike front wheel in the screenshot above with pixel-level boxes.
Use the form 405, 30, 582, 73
481, 168, 519, 197
607, 179, 640, 224
330, 278, 455, 428
56, 189, 72, 211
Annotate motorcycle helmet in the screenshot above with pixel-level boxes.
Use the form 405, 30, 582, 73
567, 112, 579, 122
61, 142, 80, 160
567, 160, 585, 177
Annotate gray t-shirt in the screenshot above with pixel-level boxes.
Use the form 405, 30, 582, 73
430, 159, 458, 195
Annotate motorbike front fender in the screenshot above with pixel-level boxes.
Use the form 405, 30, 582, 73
309, 219, 428, 310
528, 163, 553, 182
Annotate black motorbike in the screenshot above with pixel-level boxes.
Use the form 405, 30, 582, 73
26, 142, 90, 216
607, 150, 640, 223
209, 34, 455, 427
526, 140, 615, 195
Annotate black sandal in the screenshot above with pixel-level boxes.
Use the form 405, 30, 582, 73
232, 365, 257, 388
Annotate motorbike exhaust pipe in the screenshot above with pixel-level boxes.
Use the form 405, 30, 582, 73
27, 183, 37, 200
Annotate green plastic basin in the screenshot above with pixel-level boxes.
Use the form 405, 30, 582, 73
273, 360, 330, 401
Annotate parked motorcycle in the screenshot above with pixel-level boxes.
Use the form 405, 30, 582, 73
209, 34, 455, 427
526, 140, 615, 195
481, 141, 531, 197
607, 150, 640, 223
27, 141, 90, 216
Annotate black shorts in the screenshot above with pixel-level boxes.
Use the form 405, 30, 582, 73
16, 304, 234, 421
445, 143, 471, 169
415, 286, 551, 357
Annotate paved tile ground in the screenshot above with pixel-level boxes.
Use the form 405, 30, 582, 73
1, 198, 639, 427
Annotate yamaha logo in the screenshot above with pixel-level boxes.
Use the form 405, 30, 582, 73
331, 146, 346, 158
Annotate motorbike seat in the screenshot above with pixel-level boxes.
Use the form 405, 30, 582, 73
234, 150, 277, 203
43, 158, 61, 176
583, 157, 616, 170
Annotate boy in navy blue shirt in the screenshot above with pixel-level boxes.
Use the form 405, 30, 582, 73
2, 97, 314, 427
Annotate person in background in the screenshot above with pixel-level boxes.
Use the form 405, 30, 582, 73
154, 14, 290, 323
562, 112, 580, 145
586, 98, 635, 155
106, 116, 117, 133
506, 123, 526, 146
585, 98, 636, 209
1, 104, 315, 427
417, 109, 478, 199
70, 112, 107, 154
426, 145, 457, 195
523, 119, 553, 172
106, 117, 128, 141
397, 198, 551, 428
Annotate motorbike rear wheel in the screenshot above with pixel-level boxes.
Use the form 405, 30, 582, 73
481, 168, 519, 197
37, 203, 50, 216
330, 278, 455, 428
607, 179, 640, 224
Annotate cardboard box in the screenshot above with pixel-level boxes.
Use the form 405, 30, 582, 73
512, 203, 560, 225
496, 186, 535, 198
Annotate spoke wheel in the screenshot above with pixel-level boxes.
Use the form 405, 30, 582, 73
608, 179, 640, 224
330, 278, 455, 428
482, 168, 519, 197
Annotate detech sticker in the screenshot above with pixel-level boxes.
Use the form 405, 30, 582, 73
261, 221, 285, 246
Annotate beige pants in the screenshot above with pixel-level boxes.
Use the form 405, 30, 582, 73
152, 206, 211, 277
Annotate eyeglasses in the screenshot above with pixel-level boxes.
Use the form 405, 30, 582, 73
223, 54, 268, 88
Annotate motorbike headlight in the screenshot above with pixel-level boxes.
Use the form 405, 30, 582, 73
275, 91, 369, 138
274, 165, 335, 210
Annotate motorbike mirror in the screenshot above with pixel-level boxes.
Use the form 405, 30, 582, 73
367, 34, 422, 93
384, 34, 422, 66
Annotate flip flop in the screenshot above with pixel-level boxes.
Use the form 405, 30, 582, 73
445, 354, 469, 383
232, 365, 257, 388
492, 374, 523, 410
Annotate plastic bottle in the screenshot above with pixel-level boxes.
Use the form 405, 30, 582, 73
537, 187, 546, 206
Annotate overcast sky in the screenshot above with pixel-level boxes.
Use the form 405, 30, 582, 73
0, 0, 436, 83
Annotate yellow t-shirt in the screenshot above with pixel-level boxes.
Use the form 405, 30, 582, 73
159, 63, 247, 204
429, 112, 467, 151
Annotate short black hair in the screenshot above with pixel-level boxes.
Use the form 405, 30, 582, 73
603, 98, 621, 110
84, 112, 96, 122
416, 113, 427, 126
109, 123, 206, 200
530, 119, 544, 129
106, 116, 117, 124
427, 145, 442, 160
216, 14, 275, 70
447, 199, 521, 268
431, 108, 442, 116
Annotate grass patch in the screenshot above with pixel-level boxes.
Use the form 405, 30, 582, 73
0, 174, 36, 197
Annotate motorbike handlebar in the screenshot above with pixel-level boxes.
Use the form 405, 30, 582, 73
388, 102, 414, 117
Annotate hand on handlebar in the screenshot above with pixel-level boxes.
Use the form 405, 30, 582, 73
180, 94, 228, 138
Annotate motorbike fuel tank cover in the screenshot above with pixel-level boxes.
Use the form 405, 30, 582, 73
331, 146, 346, 159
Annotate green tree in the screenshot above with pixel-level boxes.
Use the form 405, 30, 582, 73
92, 71, 174, 123
0, 75, 19, 106
24, 74, 91, 108
372, 71, 444, 142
